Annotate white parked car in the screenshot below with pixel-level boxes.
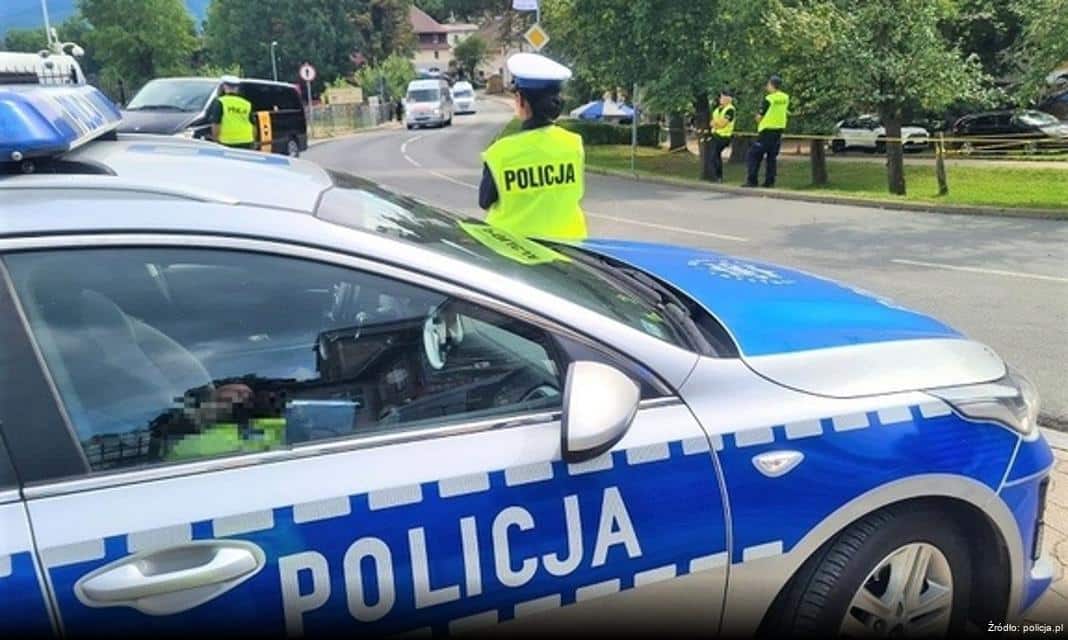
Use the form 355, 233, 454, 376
831, 115, 930, 153
451, 81, 477, 114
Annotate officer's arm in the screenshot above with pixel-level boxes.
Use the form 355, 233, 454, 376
756, 96, 770, 122
207, 98, 223, 140
478, 163, 498, 210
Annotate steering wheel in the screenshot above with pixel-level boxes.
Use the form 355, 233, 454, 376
423, 303, 464, 370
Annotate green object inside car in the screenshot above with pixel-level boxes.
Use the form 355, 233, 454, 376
165, 418, 287, 461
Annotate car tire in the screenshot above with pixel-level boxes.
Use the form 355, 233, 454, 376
406, 124, 414, 130
766, 504, 972, 638
286, 137, 301, 158
874, 138, 887, 154
831, 139, 846, 153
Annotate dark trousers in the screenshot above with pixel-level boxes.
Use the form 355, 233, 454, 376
746, 130, 783, 186
709, 135, 731, 180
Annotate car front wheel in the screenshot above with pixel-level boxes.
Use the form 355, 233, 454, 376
767, 505, 972, 638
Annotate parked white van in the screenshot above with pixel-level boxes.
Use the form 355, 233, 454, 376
404, 79, 453, 129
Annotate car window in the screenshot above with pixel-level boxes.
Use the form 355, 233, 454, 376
275, 85, 303, 111
5, 249, 570, 473
125, 78, 217, 113
408, 89, 440, 102
317, 179, 698, 351
0, 432, 16, 489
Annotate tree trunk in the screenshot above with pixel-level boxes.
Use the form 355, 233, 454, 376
667, 113, 686, 151
694, 92, 712, 181
881, 109, 906, 195
935, 132, 949, 196
729, 136, 751, 164
809, 139, 828, 186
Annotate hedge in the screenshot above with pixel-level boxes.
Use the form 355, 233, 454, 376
557, 119, 659, 147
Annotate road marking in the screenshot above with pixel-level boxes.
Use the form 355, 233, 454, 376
401, 133, 479, 189
586, 212, 750, 242
891, 259, 1068, 283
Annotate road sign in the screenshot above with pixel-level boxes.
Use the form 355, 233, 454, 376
524, 24, 550, 51
299, 63, 317, 82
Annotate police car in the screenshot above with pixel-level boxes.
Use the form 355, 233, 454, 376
0, 83, 1055, 638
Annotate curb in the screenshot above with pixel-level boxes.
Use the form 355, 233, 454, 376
585, 166, 1067, 221
1043, 428, 1068, 451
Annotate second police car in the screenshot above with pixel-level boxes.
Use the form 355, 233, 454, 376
0, 81, 1056, 638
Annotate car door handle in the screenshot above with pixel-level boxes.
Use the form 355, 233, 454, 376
77, 540, 265, 610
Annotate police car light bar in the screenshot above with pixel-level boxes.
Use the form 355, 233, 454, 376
0, 84, 121, 163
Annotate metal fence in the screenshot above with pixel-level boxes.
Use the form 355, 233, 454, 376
309, 102, 395, 138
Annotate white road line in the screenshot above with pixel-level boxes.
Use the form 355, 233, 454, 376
586, 212, 750, 242
401, 133, 479, 189
891, 259, 1068, 284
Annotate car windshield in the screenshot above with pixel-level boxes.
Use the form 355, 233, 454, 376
453, 89, 474, 98
126, 78, 217, 112
408, 89, 440, 102
318, 173, 698, 351
1017, 111, 1060, 126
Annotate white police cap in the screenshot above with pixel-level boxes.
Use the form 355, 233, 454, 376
220, 74, 240, 86
507, 53, 572, 91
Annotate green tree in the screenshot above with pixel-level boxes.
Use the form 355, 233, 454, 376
355, 52, 416, 99
205, 0, 414, 93
1011, 0, 1068, 101
766, 0, 991, 195
79, 0, 198, 90
2, 28, 49, 52
452, 34, 488, 79
415, 0, 501, 22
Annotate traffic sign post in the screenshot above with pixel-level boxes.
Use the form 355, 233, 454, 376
523, 24, 550, 51
299, 62, 317, 110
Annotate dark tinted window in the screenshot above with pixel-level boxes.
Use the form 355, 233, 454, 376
0, 431, 16, 488
7, 249, 568, 472
241, 83, 301, 111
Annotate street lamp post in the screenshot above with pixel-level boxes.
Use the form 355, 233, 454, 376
270, 41, 279, 82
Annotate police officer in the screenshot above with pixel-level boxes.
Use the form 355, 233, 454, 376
744, 75, 789, 188
707, 89, 736, 183
479, 53, 587, 240
208, 75, 255, 150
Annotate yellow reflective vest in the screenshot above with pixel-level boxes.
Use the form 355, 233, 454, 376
711, 104, 735, 137
217, 94, 255, 145
482, 125, 587, 240
758, 90, 789, 132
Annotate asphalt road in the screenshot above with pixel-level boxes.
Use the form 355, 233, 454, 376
306, 99, 1068, 426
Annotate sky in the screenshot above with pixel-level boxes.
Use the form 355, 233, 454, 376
2, 1, 212, 35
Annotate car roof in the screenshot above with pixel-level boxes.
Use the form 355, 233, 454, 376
0, 135, 331, 212
143, 76, 296, 89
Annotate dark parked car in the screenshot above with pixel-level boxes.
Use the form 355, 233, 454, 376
118, 77, 308, 156
1038, 90, 1068, 121
950, 109, 1068, 154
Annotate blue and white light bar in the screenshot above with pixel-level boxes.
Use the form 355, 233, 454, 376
0, 84, 121, 162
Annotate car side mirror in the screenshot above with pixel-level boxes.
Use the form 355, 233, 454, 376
561, 361, 640, 463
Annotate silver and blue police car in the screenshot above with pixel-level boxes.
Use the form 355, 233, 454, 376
0, 82, 1055, 638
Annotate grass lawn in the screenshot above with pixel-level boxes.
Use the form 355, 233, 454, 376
584, 145, 1068, 214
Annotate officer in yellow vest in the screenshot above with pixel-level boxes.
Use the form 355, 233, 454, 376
744, 75, 790, 188
479, 53, 587, 240
208, 75, 255, 150
707, 89, 736, 183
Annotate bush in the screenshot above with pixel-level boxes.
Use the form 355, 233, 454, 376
557, 119, 659, 147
